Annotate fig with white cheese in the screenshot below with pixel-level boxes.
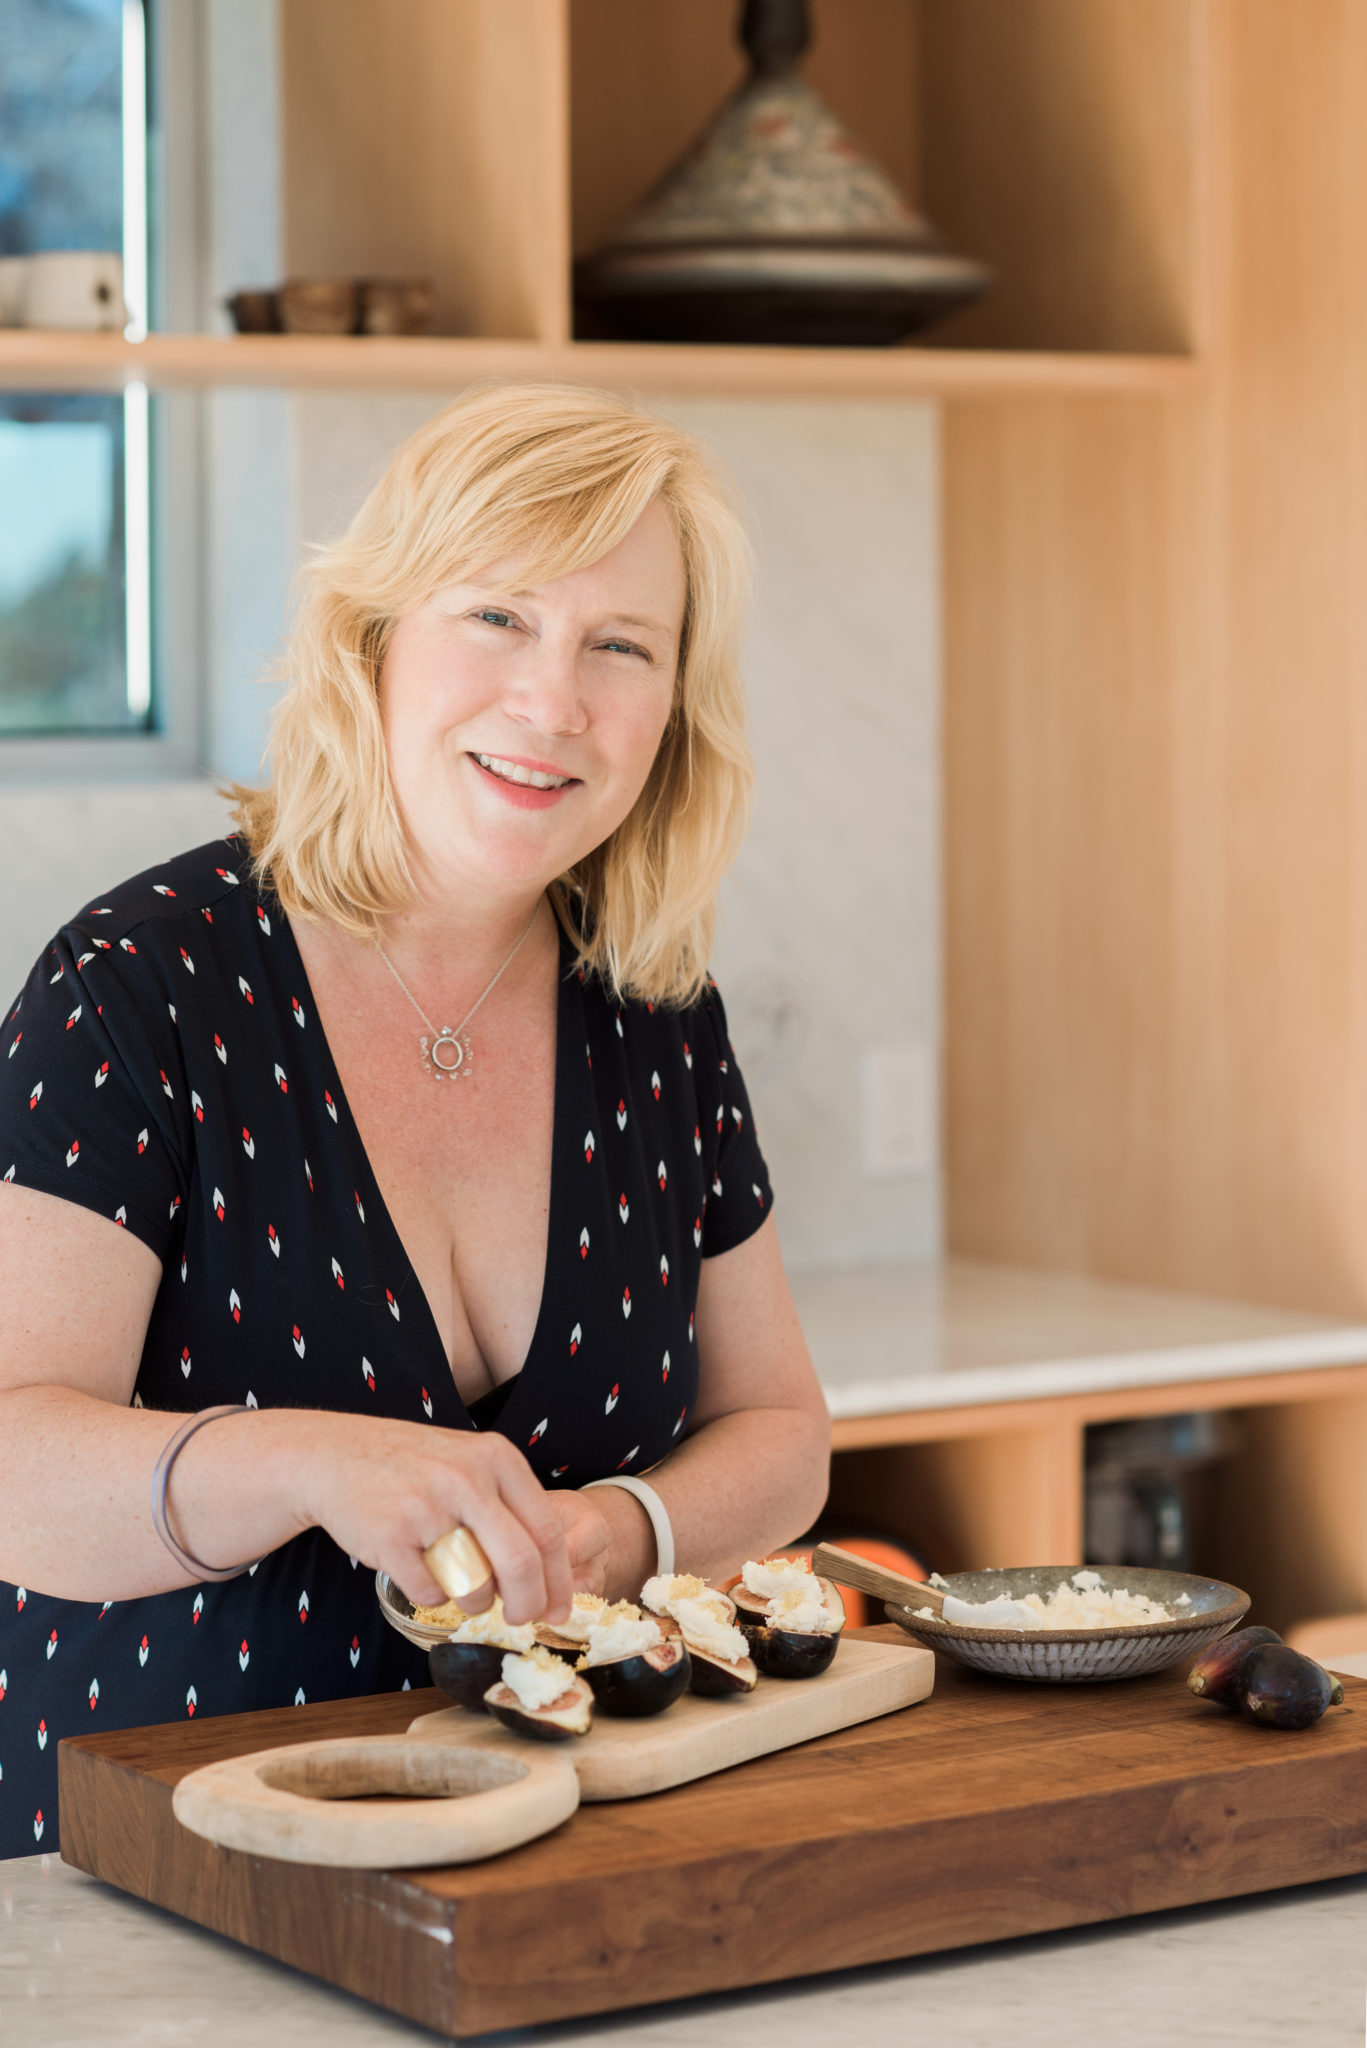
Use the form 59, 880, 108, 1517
484, 1644, 593, 1739
641, 1574, 758, 1695
577, 1610, 692, 1717
427, 1597, 538, 1711
727, 1557, 845, 1679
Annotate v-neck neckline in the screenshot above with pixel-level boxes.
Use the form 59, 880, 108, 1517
275, 895, 574, 1429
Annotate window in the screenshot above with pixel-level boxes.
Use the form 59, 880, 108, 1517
0, 0, 151, 739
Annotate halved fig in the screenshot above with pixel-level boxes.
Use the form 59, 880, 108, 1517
1187, 1624, 1282, 1706
484, 1673, 593, 1740
428, 1639, 508, 1712
582, 1637, 692, 1718
686, 1641, 758, 1696
749, 1623, 841, 1681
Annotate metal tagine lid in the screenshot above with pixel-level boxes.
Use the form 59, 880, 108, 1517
575, 0, 989, 347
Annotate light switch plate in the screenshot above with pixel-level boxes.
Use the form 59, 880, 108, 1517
860, 1040, 935, 1177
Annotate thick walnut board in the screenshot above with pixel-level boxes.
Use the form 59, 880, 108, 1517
59, 1628, 1367, 2038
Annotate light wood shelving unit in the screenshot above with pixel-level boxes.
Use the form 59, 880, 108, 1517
14, 1, 1367, 1630
0, 331, 1200, 398
2, 0, 1204, 393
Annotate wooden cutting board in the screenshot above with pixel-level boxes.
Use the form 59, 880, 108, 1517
408, 1634, 933, 1801
170, 1637, 931, 1865
59, 1629, 1367, 2038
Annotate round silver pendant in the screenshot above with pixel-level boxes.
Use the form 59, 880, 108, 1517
422, 1028, 471, 1080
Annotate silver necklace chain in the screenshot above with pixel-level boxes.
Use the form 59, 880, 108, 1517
374, 901, 541, 1082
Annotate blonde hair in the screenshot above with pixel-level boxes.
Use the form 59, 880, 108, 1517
231, 381, 754, 1006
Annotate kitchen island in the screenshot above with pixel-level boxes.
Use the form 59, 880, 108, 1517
3, 1847, 1363, 2046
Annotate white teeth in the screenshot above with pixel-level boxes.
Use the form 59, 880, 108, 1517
476, 753, 569, 790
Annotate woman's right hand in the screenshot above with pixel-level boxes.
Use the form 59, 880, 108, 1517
290, 1411, 575, 1624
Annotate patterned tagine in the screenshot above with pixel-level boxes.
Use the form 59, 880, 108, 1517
575, 0, 989, 347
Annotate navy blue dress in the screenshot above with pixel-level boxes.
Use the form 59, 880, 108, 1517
0, 837, 771, 1855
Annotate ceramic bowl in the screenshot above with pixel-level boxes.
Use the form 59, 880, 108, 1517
886, 1565, 1250, 1683
375, 1569, 464, 1651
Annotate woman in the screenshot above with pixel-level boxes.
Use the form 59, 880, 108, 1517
0, 383, 831, 1856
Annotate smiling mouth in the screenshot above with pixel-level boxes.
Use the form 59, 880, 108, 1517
473, 752, 576, 791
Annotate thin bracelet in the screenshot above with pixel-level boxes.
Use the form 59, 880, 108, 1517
150, 1405, 262, 1584
583, 1475, 675, 1578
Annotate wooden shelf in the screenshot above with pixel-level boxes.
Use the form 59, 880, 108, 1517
0, 330, 1201, 399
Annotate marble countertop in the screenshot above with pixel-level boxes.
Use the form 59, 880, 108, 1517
3, 1851, 1364, 2047
790, 1258, 1367, 1418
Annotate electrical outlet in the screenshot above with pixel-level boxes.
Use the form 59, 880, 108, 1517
860, 1040, 935, 1177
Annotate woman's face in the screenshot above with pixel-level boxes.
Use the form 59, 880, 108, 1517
378, 497, 686, 904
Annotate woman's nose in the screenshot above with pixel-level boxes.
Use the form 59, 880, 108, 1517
503, 643, 588, 736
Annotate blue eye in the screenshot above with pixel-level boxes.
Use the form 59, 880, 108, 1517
601, 639, 648, 660
475, 608, 514, 629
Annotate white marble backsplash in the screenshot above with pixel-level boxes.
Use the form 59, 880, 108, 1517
0, 782, 237, 1009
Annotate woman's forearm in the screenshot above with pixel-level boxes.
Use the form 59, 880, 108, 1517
0, 1385, 578, 1622
0, 1386, 311, 1602
593, 1404, 830, 1599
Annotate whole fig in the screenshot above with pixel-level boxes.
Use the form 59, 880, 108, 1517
1238, 1643, 1334, 1729
1187, 1625, 1283, 1706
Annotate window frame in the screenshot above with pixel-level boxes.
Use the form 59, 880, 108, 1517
0, 0, 206, 785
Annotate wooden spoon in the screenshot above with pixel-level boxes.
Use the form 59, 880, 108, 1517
811, 1544, 947, 1615
811, 1544, 1034, 1629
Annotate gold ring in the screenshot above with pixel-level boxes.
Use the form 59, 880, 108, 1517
422, 1526, 494, 1603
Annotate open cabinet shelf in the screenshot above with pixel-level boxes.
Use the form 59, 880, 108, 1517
0, 330, 1201, 396
0, 0, 1206, 397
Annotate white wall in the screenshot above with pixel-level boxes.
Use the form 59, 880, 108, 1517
0, 781, 236, 1004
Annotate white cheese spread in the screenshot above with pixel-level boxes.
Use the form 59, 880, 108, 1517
640, 1572, 710, 1612
767, 1586, 840, 1636
579, 1614, 663, 1668
544, 1593, 610, 1642
741, 1556, 815, 1602
500, 1645, 576, 1711
670, 1595, 749, 1663
441, 1598, 536, 1651
947, 1571, 1172, 1631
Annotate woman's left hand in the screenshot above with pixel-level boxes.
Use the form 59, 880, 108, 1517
546, 1485, 659, 1602
545, 1489, 613, 1596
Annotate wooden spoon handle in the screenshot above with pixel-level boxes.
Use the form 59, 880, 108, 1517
811, 1543, 946, 1615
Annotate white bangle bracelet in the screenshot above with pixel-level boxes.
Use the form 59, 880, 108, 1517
583, 1475, 675, 1578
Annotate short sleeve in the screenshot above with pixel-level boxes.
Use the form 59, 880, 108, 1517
696, 979, 773, 1258
0, 926, 189, 1260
